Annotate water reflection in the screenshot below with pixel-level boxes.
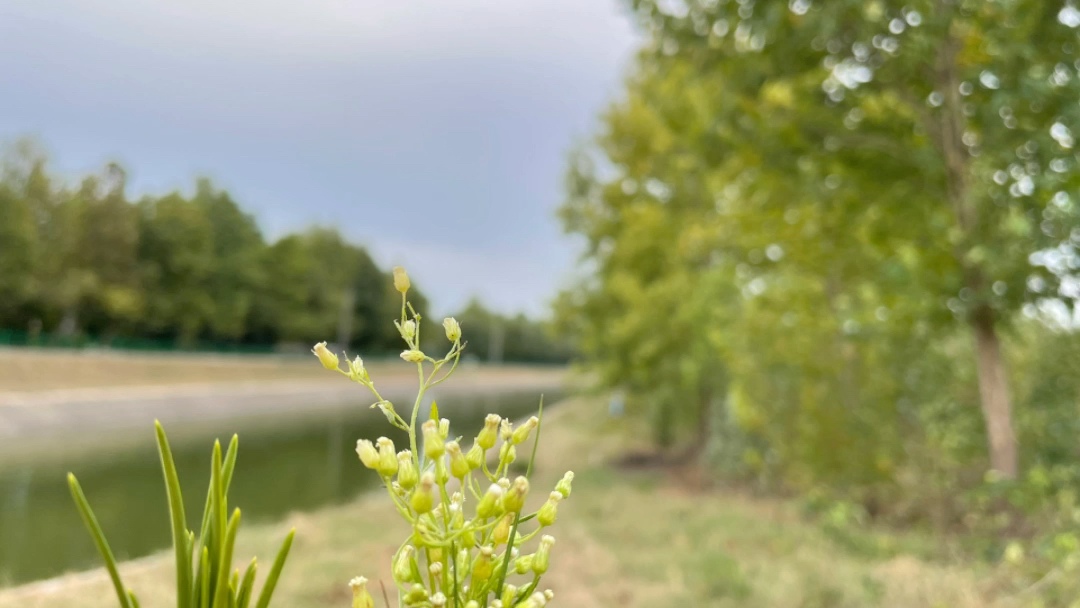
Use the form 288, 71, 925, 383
0, 388, 554, 586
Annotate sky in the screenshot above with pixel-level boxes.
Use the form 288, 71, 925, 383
0, 0, 638, 316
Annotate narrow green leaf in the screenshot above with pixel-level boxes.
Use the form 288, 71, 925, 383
430, 400, 439, 421
213, 509, 241, 608
253, 529, 295, 608
155, 421, 193, 608
222, 435, 239, 494
236, 558, 258, 608
128, 589, 141, 608
200, 546, 211, 608
67, 473, 133, 608
208, 441, 226, 592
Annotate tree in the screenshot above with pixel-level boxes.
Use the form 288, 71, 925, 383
589, 0, 1080, 480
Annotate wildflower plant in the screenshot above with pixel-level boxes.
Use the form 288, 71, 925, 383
68, 424, 295, 608
313, 267, 574, 608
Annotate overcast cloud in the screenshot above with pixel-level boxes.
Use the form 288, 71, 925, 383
0, 0, 637, 315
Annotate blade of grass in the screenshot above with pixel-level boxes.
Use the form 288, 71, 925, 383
494, 396, 543, 598
200, 546, 211, 608
156, 421, 193, 608
208, 441, 226, 596
67, 473, 133, 608
222, 435, 239, 493
213, 509, 241, 608
128, 590, 141, 608
253, 529, 295, 608
236, 558, 258, 608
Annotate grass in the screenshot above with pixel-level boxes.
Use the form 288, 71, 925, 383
0, 396, 1029, 608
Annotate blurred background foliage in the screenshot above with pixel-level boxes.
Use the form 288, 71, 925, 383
0, 140, 569, 363
556, 0, 1080, 585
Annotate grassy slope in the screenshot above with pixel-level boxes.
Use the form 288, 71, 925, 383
1, 397, 1016, 608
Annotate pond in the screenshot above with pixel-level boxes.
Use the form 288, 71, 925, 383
0, 387, 556, 586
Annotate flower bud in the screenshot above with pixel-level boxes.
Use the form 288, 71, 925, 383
500, 419, 513, 441
400, 320, 417, 340
349, 577, 374, 608
476, 484, 504, 519
435, 456, 450, 485
511, 416, 539, 445
443, 317, 462, 342
422, 419, 445, 458
439, 418, 450, 439
543, 590, 554, 602
464, 443, 485, 469
400, 349, 426, 363
446, 441, 470, 478
397, 450, 418, 489
393, 546, 419, 584
501, 476, 529, 513
464, 602, 479, 608
393, 266, 410, 294
555, 471, 574, 498
471, 546, 495, 584
477, 414, 501, 450
537, 491, 562, 527
428, 562, 443, 578
348, 356, 369, 382
501, 584, 517, 608
410, 472, 436, 514
356, 440, 378, 469
498, 478, 511, 490
514, 592, 548, 608
372, 400, 397, 425
489, 601, 503, 608
405, 585, 428, 604
499, 441, 517, 465
312, 342, 339, 371
493, 512, 515, 545
375, 437, 399, 477
532, 536, 554, 575
431, 592, 447, 608
513, 555, 533, 575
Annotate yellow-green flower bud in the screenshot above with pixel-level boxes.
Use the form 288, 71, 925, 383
355, 439, 378, 469
513, 554, 533, 575
465, 443, 485, 469
428, 562, 443, 578
447, 441, 470, 478
464, 602, 479, 608
400, 349, 426, 363
312, 342, 339, 371
375, 437, 398, 477
443, 317, 461, 342
511, 416, 539, 445
513, 592, 547, 608
435, 457, 450, 485
500, 419, 513, 441
493, 512, 514, 545
555, 471, 574, 498
397, 450, 418, 489
393, 546, 419, 584
422, 419, 445, 458
411, 472, 436, 514
499, 441, 517, 465
542, 590, 554, 602
477, 414, 501, 450
498, 477, 511, 489
348, 356, 369, 382
501, 584, 517, 607
393, 266, 410, 294
431, 592, 447, 608
405, 584, 427, 604
471, 546, 495, 584
401, 320, 417, 340
532, 536, 554, 575
490, 602, 504, 608
476, 484, 504, 519
349, 577, 374, 608
537, 491, 562, 526
501, 476, 529, 513
439, 418, 450, 439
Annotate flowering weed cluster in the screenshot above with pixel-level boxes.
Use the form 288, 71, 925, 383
313, 267, 574, 608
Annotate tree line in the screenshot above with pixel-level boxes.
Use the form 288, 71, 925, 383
0, 141, 568, 362
558, 0, 1080, 538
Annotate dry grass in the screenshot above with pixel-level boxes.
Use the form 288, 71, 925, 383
0, 349, 564, 394
0, 397, 1032, 608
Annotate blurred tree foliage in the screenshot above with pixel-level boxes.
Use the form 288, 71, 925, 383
450, 299, 575, 364
559, 0, 1080, 523
0, 142, 428, 354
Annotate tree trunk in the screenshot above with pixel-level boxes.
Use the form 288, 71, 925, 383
971, 307, 1018, 479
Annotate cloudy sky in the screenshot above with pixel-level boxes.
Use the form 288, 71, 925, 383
0, 0, 638, 316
